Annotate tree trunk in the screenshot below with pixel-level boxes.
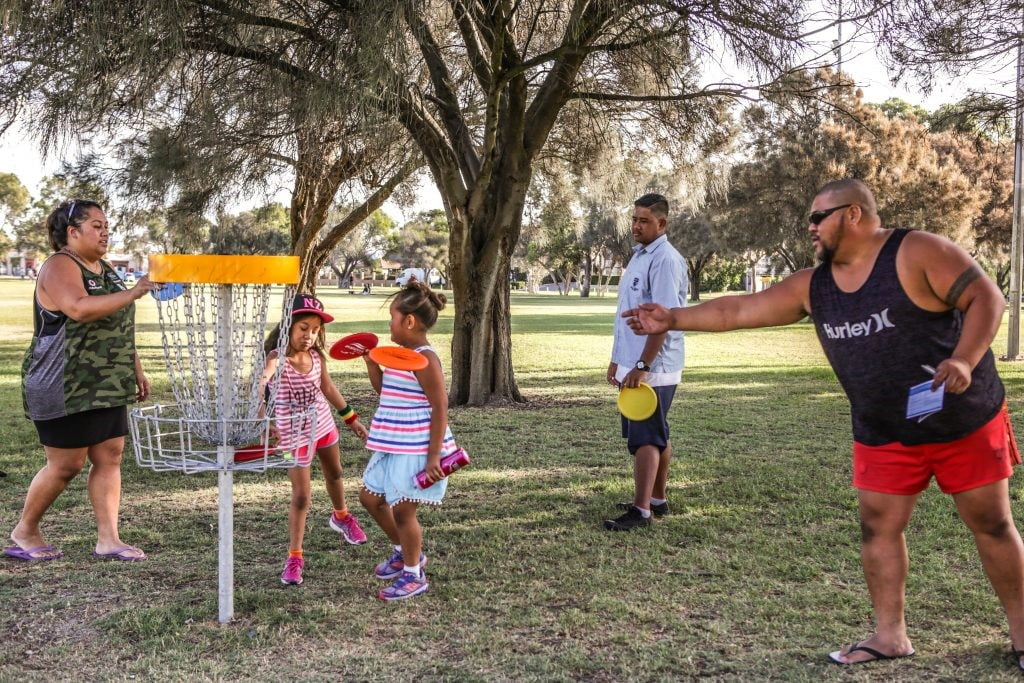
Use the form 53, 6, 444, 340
328, 261, 344, 287
447, 189, 528, 405
580, 250, 593, 298
548, 270, 564, 295
998, 262, 1011, 296
687, 253, 713, 302
526, 264, 543, 293
449, 233, 523, 404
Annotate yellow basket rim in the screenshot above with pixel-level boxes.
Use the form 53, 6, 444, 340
147, 254, 300, 285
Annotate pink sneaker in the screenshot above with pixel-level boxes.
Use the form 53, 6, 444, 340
280, 556, 304, 585
329, 512, 367, 545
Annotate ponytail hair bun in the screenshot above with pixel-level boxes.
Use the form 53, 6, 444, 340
392, 280, 446, 328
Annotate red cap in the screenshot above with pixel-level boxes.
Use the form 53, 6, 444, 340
291, 294, 334, 323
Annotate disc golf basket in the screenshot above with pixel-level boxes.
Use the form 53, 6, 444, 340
129, 254, 317, 623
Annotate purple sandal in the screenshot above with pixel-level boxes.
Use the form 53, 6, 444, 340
3, 544, 63, 562
92, 546, 147, 562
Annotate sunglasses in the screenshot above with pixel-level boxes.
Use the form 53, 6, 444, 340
808, 204, 852, 225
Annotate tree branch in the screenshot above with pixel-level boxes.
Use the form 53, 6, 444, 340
183, 34, 323, 85
448, 0, 493, 90
311, 157, 421, 263
192, 0, 332, 47
404, 3, 482, 183
568, 87, 760, 103
523, 0, 622, 157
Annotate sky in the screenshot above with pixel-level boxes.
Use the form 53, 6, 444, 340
0, 17, 1013, 220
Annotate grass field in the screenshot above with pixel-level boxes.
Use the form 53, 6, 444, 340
3, 279, 1024, 680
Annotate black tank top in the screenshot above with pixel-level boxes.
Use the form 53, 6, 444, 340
810, 229, 1003, 446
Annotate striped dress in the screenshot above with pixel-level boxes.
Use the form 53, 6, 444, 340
365, 345, 458, 456
273, 350, 334, 451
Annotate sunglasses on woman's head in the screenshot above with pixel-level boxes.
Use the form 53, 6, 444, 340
809, 204, 852, 225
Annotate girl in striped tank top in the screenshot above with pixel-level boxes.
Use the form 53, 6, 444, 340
360, 282, 457, 601
260, 294, 369, 586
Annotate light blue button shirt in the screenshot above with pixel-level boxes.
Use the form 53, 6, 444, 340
612, 234, 687, 384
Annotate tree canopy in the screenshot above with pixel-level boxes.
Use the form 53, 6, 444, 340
0, 0, 897, 404
722, 69, 981, 271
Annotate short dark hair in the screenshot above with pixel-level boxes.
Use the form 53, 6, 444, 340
634, 193, 669, 217
815, 179, 878, 218
46, 199, 103, 252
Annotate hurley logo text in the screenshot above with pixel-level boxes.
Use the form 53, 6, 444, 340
821, 308, 895, 340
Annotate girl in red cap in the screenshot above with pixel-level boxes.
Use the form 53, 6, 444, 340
261, 294, 369, 586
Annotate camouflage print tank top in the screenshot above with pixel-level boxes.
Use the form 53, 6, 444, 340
22, 254, 136, 420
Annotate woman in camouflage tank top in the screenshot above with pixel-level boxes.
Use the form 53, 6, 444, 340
5, 200, 158, 563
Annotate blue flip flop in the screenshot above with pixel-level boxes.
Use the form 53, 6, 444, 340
3, 544, 62, 562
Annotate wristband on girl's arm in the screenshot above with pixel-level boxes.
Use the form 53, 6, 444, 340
338, 405, 358, 424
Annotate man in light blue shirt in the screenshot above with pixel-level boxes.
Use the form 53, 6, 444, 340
605, 193, 687, 531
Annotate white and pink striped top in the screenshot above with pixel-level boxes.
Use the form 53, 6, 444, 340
365, 345, 458, 456
273, 350, 335, 450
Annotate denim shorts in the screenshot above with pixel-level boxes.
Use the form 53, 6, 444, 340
362, 450, 448, 507
620, 384, 677, 455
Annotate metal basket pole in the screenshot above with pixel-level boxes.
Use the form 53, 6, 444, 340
216, 284, 235, 624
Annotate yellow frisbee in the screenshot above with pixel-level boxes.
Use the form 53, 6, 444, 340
618, 383, 658, 421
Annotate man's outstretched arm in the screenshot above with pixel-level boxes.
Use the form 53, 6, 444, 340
624, 269, 813, 335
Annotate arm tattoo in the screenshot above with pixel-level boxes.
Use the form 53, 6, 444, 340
944, 264, 984, 307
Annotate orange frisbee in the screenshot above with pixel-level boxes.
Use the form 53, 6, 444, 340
368, 346, 429, 371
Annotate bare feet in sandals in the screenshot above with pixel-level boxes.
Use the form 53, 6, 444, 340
5, 530, 62, 561
1011, 644, 1024, 672
94, 541, 146, 561
828, 636, 915, 665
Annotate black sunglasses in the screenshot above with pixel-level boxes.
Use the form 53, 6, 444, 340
808, 204, 852, 225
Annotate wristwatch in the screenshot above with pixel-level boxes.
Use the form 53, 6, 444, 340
635, 360, 651, 372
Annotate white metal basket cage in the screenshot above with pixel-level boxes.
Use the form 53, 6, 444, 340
131, 401, 319, 474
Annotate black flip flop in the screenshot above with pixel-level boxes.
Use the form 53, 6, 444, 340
828, 642, 915, 665
1011, 648, 1024, 672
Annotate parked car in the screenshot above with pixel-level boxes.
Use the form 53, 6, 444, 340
396, 267, 444, 287
122, 271, 137, 284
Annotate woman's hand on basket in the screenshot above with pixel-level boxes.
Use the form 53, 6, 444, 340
130, 275, 161, 300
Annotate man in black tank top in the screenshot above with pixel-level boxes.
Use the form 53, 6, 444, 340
621, 179, 1024, 671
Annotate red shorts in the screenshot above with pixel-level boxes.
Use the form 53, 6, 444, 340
852, 405, 1020, 495
293, 426, 340, 466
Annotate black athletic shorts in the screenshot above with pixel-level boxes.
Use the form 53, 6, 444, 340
621, 384, 676, 455
32, 405, 129, 449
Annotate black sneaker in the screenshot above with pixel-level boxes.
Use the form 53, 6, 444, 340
616, 501, 669, 517
603, 505, 652, 531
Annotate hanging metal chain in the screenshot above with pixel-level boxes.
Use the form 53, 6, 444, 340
154, 283, 296, 445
